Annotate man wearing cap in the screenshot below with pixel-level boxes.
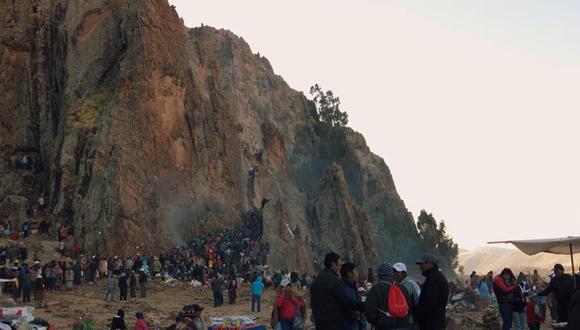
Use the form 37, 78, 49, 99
393, 262, 421, 307
414, 254, 449, 330
364, 262, 413, 330
310, 252, 363, 330
538, 263, 575, 323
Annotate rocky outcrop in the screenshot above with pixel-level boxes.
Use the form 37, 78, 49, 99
307, 164, 377, 269
0, 0, 424, 270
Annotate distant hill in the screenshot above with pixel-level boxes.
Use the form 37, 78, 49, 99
459, 246, 578, 276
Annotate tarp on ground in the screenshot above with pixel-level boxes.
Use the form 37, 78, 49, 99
488, 236, 580, 255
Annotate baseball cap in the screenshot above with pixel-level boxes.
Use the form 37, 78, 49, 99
552, 264, 564, 271
416, 254, 439, 265
280, 278, 291, 287
393, 262, 407, 273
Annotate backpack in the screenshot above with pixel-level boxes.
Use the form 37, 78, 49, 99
387, 283, 410, 318
535, 301, 547, 321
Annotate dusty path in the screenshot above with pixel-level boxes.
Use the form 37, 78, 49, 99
25, 279, 296, 329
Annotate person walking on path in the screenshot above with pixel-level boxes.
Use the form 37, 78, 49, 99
539, 263, 575, 323
493, 268, 517, 330
310, 252, 363, 330
251, 276, 265, 312
414, 255, 449, 330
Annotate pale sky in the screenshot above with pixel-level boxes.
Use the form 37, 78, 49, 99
169, 0, 580, 249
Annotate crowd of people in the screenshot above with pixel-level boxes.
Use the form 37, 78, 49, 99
3, 206, 580, 330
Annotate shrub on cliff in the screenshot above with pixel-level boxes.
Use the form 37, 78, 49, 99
310, 84, 348, 128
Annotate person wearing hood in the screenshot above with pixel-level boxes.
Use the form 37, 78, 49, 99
414, 255, 449, 330
111, 309, 128, 330
364, 262, 413, 330
134, 312, 149, 330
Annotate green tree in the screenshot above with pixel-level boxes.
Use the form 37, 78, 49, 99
416, 210, 459, 273
309, 84, 348, 128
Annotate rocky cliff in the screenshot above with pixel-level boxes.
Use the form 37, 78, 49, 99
0, 0, 423, 271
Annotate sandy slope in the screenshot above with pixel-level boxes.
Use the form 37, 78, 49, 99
459, 246, 578, 275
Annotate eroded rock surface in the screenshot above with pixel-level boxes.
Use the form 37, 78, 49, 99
0, 0, 422, 270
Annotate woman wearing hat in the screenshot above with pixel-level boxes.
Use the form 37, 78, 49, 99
273, 279, 305, 330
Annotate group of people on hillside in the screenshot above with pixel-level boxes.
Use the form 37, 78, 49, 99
265, 252, 449, 330
490, 264, 580, 330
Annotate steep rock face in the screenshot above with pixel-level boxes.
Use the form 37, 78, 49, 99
0, 0, 423, 270
307, 164, 377, 269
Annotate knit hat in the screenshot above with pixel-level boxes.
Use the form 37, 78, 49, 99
377, 262, 394, 278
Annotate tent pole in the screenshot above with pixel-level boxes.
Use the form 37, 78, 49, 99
571, 243, 577, 290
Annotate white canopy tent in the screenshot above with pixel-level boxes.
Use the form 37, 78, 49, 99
489, 236, 580, 288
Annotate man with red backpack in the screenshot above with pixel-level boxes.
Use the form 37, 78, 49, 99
364, 262, 413, 329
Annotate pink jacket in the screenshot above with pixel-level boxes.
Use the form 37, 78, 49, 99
134, 319, 148, 330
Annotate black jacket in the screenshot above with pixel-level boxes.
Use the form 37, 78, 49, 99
414, 267, 449, 330
539, 274, 574, 304
310, 268, 363, 324
111, 315, 127, 330
568, 290, 580, 330
364, 279, 412, 330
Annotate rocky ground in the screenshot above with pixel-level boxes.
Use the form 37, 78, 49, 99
2, 279, 291, 329
1, 280, 560, 330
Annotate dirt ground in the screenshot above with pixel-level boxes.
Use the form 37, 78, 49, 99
5, 279, 299, 329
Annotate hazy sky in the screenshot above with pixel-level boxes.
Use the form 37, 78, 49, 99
169, 0, 580, 249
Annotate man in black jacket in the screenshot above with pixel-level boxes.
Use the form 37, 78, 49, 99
568, 289, 580, 330
539, 264, 575, 322
414, 254, 449, 330
310, 252, 363, 330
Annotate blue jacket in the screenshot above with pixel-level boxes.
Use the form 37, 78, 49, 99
251, 278, 264, 296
